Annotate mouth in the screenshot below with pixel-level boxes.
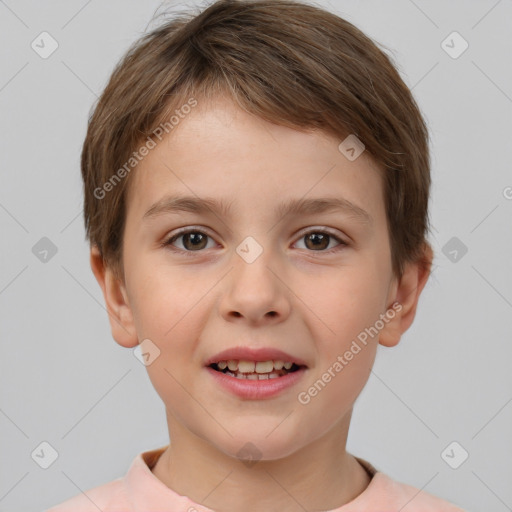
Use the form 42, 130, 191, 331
208, 359, 306, 380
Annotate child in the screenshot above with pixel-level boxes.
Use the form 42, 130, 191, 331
46, 0, 466, 510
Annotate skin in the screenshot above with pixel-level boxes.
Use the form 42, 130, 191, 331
91, 95, 433, 511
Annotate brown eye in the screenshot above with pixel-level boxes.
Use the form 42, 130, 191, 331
181, 232, 208, 250
165, 230, 215, 252
295, 230, 346, 252
307, 233, 330, 250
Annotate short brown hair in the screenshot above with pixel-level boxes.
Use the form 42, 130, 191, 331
82, 0, 433, 283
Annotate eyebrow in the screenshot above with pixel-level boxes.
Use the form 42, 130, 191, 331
143, 195, 373, 226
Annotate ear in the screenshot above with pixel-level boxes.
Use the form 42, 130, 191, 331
379, 243, 434, 348
89, 245, 139, 348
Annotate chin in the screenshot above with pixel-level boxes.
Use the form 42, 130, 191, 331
211, 426, 305, 463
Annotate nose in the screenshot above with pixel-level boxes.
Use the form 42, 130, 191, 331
218, 248, 291, 326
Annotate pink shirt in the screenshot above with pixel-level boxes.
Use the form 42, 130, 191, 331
46, 446, 466, 511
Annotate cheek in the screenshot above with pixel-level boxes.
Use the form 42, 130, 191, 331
126, 263, 212, 408
299, 260, 388, 348
128, 258, 207, 340
294, 341, 376, 449
132, 268, 208, 420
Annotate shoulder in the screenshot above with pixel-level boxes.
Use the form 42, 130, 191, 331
44, 477, 129, 512
360, 472, 467, 511
375, 473, 466, 511
349, 458, 466, 511
44, 447, 168, 512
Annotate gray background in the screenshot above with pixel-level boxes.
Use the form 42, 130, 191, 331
1, 0, 511, 511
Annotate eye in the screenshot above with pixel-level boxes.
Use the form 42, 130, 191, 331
293, 229, 347, 252
162, 227, 348, 255
163, 228, 216, 253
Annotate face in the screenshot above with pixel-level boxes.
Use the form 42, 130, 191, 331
94, 95, 419, 461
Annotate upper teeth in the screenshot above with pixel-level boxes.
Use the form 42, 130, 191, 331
216, 360, 293, 373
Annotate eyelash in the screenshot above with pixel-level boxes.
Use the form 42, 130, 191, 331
161, 226, 348, 256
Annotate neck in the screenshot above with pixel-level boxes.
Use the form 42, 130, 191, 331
151, 411, 371, 512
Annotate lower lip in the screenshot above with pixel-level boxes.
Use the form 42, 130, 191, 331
205, 366, 307, 400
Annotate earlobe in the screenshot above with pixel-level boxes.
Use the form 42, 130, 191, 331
89, 245, 139, 348
379, 244, 434, 348
378, 301, 403, 348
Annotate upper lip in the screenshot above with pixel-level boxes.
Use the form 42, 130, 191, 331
205, 346, 308, 367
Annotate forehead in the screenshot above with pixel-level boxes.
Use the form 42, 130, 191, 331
125, 96, 386, 228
